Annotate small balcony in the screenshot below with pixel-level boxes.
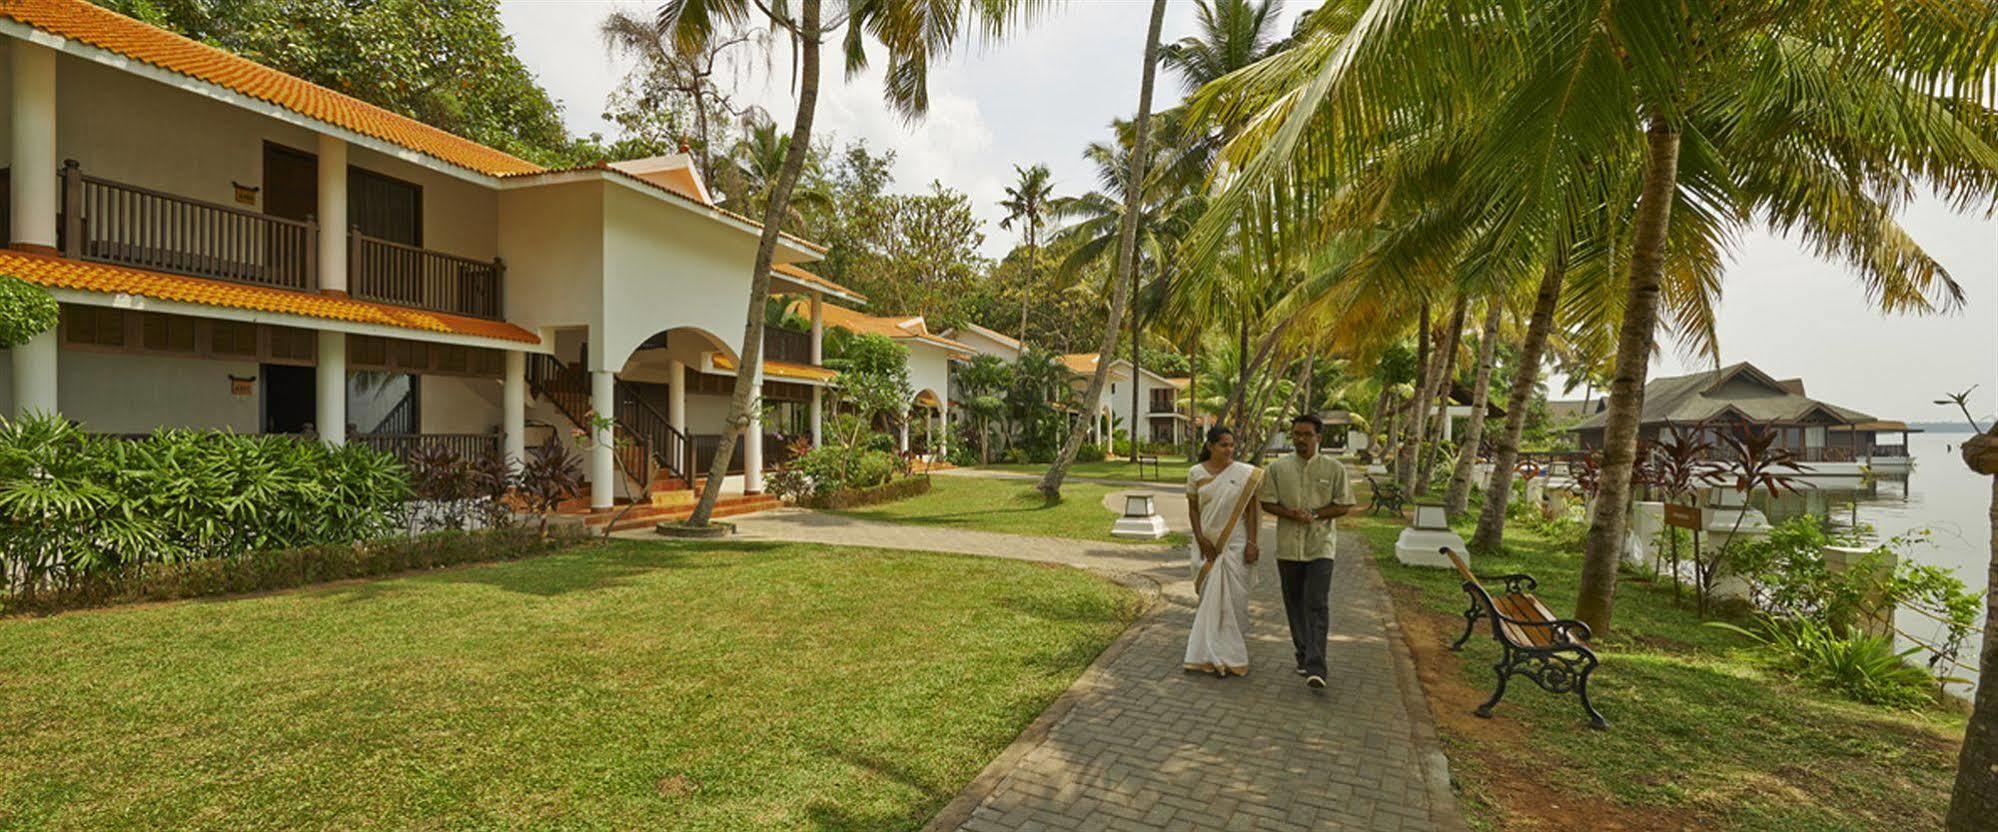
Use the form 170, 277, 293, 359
763, 324, 813, 365
14, 162, 506, 320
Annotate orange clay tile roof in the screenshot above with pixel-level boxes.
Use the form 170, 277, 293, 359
1060, 353, 1103, 375
1, 0, 543, 177
0, 248, 540, 344
774, 263, 865, 302
802, 302, 974, 354
710, 354, 837, 383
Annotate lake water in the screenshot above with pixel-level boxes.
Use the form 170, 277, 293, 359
1750, 428, 1989, 695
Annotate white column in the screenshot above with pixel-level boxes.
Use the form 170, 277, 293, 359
898, 410, 910, 453
315, 331, 347, 445
666, 359, 687, 433
10, 42, 58, 248
589, 369, 615, 510
808, 294, 824, 447
10, 328, 58, 417
743, 363, 764, 493
938, 398, 949, 458
316, 135, 349, 293
502, 350, 526, 466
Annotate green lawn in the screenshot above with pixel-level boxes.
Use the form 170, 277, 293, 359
838, 474, 1184, 544
0, 540, 1143, 831
1350, 513, 1966, 831
972, 458, 1190, 483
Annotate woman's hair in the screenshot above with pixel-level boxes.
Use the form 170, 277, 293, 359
1199, 426, 1237, 463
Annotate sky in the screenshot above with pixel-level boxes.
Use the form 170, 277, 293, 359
496, 0, 1998, 423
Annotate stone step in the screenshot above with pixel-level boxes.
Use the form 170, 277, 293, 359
584, 494, 783, 533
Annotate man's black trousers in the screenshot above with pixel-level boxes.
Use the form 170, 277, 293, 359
1277, 558, 1335, 677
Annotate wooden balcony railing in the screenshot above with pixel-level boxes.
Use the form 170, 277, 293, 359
61, 161, 318, 291
353, 432, 501, 465
763, 325, 813, 365
350, 232, 504, 320
50, 161, 504, 320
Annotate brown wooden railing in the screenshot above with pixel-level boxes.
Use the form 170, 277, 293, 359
62, 161, 317, 291
354, 433, 500, 464
524, 355, 693, 488
764, 325, 813, 365
1865, 445, 1910, 459
350, 232, 504, 320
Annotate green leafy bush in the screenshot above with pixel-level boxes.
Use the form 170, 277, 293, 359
1077, 443, 1107, 463
0, 415, 409, 605
779, 445, 899, 499
0, 274, 57, 348
1713, 616, 1939, 708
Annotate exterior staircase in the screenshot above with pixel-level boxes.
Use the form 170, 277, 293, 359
524, 354, 693, 495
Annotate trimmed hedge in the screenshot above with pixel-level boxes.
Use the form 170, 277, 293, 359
799, 475, 932, 510
5, 525, 590, 616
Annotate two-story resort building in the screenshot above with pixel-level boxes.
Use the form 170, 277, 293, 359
1058, 353, 1191, 449
800, 302, 970, 457
0, 0, 864, 527
1569, 362, 1915, 476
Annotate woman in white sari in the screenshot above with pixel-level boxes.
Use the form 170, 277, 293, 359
1184, 426, 1263, 677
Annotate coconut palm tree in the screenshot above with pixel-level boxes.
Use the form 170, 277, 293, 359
1442, 299, 1500, 516
1038, 0, 1169, 499
663, 0, 1046, 527
999, 163, 1055, 345
1171, 0, 1998, 634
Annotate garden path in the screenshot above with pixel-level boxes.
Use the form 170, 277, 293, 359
703, 488, 1462, 831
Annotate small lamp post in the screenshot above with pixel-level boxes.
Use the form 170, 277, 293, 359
1111, 492, 1168, 540
1395, 500, 1465, 569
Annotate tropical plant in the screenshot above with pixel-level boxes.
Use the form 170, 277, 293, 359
0, 417, 409, 605
1695, 426, 1805, 617
0, 274, 57, 348
518, 436, 585, 537
1712, 615, 1939, 709
956, 354, 1012, 463
662, 0, 1046, 527
999, 163, 1055, 343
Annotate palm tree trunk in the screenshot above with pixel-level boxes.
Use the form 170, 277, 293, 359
1367, 385, 1390, 459
687, 0, 821, 527
1576, 114, 1681, 635
1130, 268, 1142, 463
1038, 0, 1167, 499
1415, 295, 1468, 495
1947, 431, 1998, 830
1019, 225, 1035, 347
1445, 301, 1501, 516
1399, 302, 1436, 490
1470, 256, 1566, 552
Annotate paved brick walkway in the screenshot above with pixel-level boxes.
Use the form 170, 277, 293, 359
718, 492, 1459, 832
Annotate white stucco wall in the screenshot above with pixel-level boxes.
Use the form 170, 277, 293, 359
595, 182, 765, 371
56, 349, 261, 433
906, 342, 952, 414
498, 179, 602, 338
420, 375, 500, 434
946, 328, 1020, 363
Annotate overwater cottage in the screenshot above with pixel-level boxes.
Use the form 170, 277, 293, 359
1569, 362, 1914, 475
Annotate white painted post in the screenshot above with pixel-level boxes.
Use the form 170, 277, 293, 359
315, 330, 347, 445
502, 350, 526, 466
666, 359, 686, 434
589, 369, 615, 510
317, 135, 349, 293
938, 397, 949, 459
898, 409, 910, 453
10, 41, 58, 248
10, 328, 58, 418
809, 294, 824, 447
743, 362, 764, 493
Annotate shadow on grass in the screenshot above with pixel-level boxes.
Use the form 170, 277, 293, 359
314, 539, 798, 601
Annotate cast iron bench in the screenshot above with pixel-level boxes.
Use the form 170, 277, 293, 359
1441, 547, 1608, 730
1365, 475, 1406, 516
1134, 453, 1160, 481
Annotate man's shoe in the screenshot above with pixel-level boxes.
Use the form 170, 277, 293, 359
1306, 675, 1326, 689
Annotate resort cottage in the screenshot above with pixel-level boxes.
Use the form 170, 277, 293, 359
806, 302, 970, 457
1568, 362, 1915, 476
1059, 353, 1192, 449
0, 0, 866, 526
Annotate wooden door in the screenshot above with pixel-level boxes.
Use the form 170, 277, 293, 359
262, 143, 317, 222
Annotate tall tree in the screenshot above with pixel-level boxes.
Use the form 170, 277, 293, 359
999, 164, 1055, 344
1470, 258, 1563, 552
1443, 300, 1499, 516
664, 0, 1044, 527
1950, 424, 1998, 829
600, 9, 763, 181
1037, 0, 1169, 499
